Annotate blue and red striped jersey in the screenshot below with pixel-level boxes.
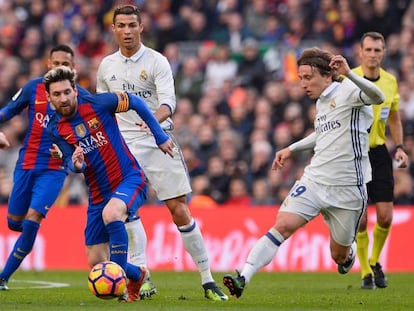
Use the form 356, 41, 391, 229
0, 77, 89, 171
47, 92, 168, 205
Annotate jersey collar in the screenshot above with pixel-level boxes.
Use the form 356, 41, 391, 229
319, 81, 340, 99
118, 44, 147, 62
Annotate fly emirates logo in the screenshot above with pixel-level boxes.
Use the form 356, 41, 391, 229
79, 131, 108, 153
315, 114, 341, 134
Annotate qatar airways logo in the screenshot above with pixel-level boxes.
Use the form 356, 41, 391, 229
315, 114, 341, 134
79, 131, 108, 153
122, 83, 152, 98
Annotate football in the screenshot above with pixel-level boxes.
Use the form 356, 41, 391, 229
87, 261, 127, 299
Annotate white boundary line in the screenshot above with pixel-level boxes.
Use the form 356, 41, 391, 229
8, 280, 70, 289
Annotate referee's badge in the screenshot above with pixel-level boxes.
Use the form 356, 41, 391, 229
139, 70, 148, 82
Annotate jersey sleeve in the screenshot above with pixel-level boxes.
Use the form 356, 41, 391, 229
0, 80, 36, 122
154, 54, 176, 114
96, 60, 109, 94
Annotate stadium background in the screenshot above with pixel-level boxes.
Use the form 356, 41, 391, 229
1, 0, 414, 271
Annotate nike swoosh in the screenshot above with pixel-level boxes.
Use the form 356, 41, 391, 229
45, 206, 50, 210
65, 134, 73, 140
111, 244, 126, 249
115, 191, 128, 197
17, 248, 27, 254
35, 100, 48, 105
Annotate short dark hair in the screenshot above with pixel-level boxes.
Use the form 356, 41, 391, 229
113, 5, 141, 24
43, 66, 76, 93
49, 44, 74, 57
360, 32, 385, 48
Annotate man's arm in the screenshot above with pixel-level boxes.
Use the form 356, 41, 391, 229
388, 109, 408, 168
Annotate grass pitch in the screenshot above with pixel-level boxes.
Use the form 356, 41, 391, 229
0, 270, 413, 310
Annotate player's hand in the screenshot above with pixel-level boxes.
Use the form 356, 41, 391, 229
72, 145, 85, 170
0, 132, 10, 149
395, 148, 408, 168
159, 138, 174, 158
135, 121, 153, 135
272, 147, 292, 170
49, 143, 63, 159
329, 55, 351, 76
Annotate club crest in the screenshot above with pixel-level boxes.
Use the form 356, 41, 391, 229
139, 70, 148, 82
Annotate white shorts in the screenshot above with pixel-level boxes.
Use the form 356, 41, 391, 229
125, 132, 192, 201
279, 176, 366, 246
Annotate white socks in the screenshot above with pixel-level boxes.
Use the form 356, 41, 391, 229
178, 219, 214, 284
242, 228, 284, 283
125, 218, 149, 276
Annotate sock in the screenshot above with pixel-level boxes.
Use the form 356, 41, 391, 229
0, 219, 40, 280
125, 218, 149, 277
106, 221, 128, 271
369, 223, 390, 266
356, 230, 372, 278
241, 228, 284, 284
125, 262, 142, 281
178, 218, 213, 285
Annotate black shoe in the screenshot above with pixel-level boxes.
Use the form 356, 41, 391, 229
0, 278, 9, 290
371, 263, 388, 288
361, 274, 375, 289
223, 271, 245, 298
338, 242, 356, 274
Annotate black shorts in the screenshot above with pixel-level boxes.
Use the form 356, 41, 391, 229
367, 144, 394, 203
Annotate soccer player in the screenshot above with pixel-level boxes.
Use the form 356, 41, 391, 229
353, 32, 408, 289
223, 47, 385, 298
96, 4, 228, 301
44, 66, 174, 302
0, 45, 89, 291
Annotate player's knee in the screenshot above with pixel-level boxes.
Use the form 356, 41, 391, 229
377, 214, 392, 228
8, 218, 23, 232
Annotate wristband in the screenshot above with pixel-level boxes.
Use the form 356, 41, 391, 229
395, 144, 406, 153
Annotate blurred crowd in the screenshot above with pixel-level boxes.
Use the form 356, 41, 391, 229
1, 0, 414, 207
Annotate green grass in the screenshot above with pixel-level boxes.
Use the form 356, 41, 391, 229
0, 270, 413, 310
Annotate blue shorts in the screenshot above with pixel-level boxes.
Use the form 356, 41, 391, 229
8, 168, 67, 217
85, 175, 147, 246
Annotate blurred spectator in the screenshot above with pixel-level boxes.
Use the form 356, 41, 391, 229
77, 24, 106, 58
244, 0, 268, 39
182, 144, 206, 178
236, 37, 268, 92
251, 178, 277, 206
204, 43, 238, 91
175, 56, 204, 105
206, 155, 231, 204
189, 175, 218, 209
163, 42, 182, 77
225, 177, 251, 205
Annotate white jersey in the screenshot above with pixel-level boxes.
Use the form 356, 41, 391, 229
303, 78, 373, 186
96, 44, 176, 142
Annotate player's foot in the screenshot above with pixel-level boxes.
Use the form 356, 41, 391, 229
361, 273, 376, 290
223, 271, 245, 298
0, 278, 8, 290
371, 263, 388, 288
338, 242, 356, 274
139, 277, 157, 299
126, 267, 147, 302
203, 282, 228, 301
